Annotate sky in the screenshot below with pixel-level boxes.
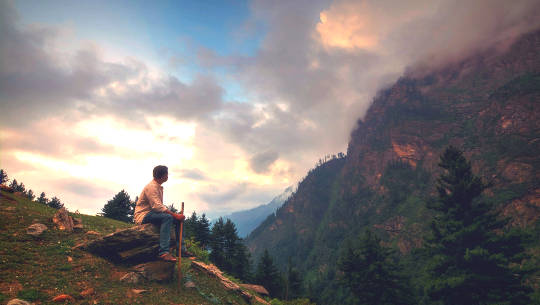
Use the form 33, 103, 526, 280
1, 0, 539, 217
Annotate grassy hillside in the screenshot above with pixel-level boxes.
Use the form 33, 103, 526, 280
0, 190, 264, 305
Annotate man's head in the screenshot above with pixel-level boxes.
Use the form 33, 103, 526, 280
153, 165, 168, 184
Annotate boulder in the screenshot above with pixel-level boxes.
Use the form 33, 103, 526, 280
74, 223, 177, 265
52, 207, 74, 232
26, 223, 48, 237
132, 261, 175, 282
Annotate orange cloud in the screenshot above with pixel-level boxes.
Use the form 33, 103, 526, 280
316, 2, 378, 50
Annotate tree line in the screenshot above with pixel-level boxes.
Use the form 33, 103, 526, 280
0, 169, 65, 209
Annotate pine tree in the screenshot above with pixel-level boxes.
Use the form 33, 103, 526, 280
209, 217, 226, 268
101, 190, 133, 223
424, 146, 531, 304
255, 249, 283, 297
196, 213, 211, 249
184, 211, 198, 240
285, 259, 303, 300
26, 189, 35, 201
338, 229, 413, 305
15, 182, 26, 193
9, 179, 18, 190
0, 169, 8, 184
48, 196, 63, 209
37, 192, 48, 205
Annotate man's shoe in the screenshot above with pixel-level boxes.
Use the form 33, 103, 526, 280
158, 253, 177, 262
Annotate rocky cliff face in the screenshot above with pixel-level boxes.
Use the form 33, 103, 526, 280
245, 30, 539, 299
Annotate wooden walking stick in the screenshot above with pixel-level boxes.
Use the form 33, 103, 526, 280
178, 201, 184, 289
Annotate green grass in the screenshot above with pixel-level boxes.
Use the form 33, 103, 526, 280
0, 190, 262, 305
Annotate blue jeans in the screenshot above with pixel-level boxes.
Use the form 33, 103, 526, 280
142, 211, 184, 256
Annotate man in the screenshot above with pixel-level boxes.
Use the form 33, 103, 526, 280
134, 165, 185, 262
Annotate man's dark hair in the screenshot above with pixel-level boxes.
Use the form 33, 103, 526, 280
153, 165, 168, 179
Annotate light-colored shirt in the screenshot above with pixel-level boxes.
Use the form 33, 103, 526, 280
134, 179, 168, 224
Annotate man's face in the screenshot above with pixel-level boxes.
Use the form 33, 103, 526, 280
157, 174, 168, 184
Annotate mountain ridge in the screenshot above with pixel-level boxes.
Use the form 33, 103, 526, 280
246, 29, 540, 303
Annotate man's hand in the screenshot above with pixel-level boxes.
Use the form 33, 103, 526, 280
165, 209, 185, 222
173, 213, 185, 222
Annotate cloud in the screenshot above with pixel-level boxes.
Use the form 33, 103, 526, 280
178, 168, 208, 181
53, 178, 113, 198
250, 150, 279, 173
0, 119, 118, 158
198, 183, 249, 206
0, 1, 225, 126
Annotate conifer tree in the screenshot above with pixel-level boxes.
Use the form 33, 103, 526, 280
37, 192, 48, 205
184, 211, 198, 240
196, 213, 211, 249
285, 259, 303, 300
255, 249, 283, 297
0, 169, 8, 184
9, 179, 18, 190
48, 196, 63, 209
338, 229, 413, 305
210, 217, 226, 268
424, 146, 531, 304
26, 189, 35, 201
15, 182, 26, 193
101, 190, 134, 222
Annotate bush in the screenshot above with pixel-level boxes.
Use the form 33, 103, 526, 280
185, 237, 209, 263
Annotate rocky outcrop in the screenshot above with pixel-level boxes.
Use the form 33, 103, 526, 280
191, 261, 270, 304
75, 223, 176, 265
240, 284, 269, 296
52, 207, 74, 232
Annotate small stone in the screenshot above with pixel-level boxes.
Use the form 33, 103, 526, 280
26, 223, 48, 237
184, 281, 196, 289
7, 299, 32, 305
120, 272, 142, 284
131, 289, 148, 294
52, 294, 75, 302
80, 288, 95, 298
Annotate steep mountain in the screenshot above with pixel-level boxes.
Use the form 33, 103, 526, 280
221, 186, 294, 237
246, 30, 540, 303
